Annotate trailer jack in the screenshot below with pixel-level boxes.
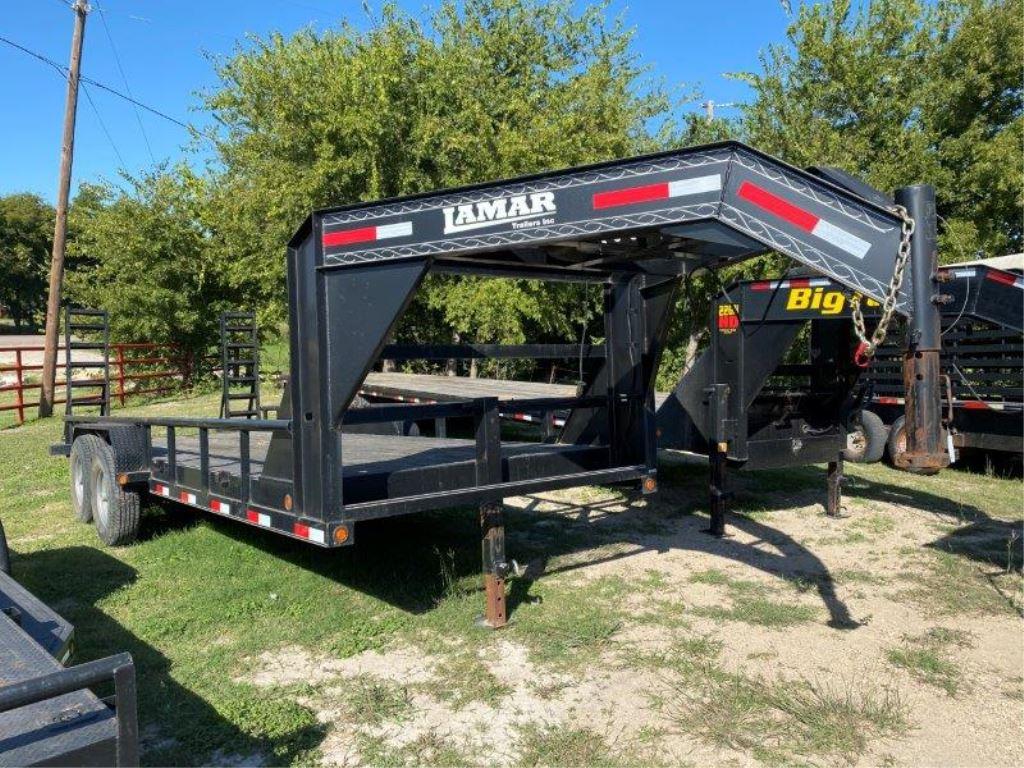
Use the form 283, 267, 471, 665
894, 185, 949, 474
479, 501, 508, 628
706, 444, 731, 537
826, 457, 844, 516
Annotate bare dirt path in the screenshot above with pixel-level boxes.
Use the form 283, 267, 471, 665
241, 460, 1024, 767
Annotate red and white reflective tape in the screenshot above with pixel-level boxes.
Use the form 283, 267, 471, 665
592, 174, 722, 210
985, 269, 1024, 289
154, 483, 171, 497
504, 411, 538, 423
961, 400, 991, 410
322, 221, 413, 248
874, 396, 1015, 412
750, 277, 833, 292
246, 509, 271, 527
179, 490, 197, 505
293, 522, 326, 544
737, 181, 871, 259
959, 401, 1020, 411
210, 499, 232, 515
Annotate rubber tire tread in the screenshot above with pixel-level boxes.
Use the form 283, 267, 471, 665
70, 434, 104, 523
843, 410, 887, 464
90, 441, 142, 546
886, 415, 907, 465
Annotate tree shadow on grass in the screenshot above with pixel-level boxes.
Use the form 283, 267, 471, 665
184, 463, 864, 628
7, 545, 325, 766
143, 454, 1018, 634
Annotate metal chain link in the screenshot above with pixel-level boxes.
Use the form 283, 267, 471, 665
850, 204, 915, 364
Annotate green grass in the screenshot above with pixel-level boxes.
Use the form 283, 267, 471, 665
516, 725, 617, 767
509, 577, 625, 667
851, 512, 897, 535
693, 598, 818, 628
901, 549, 1020, 616
414, 651, 512, 708
645, 638, 908, 764
887, 647, 962, 696
688, 568, 818, 628
340, 677, 413, 726
356, 731, 468, 767
886, 627, 973, 696
1, 386, 1021, 765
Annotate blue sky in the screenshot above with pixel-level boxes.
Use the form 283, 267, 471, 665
1, 1, 793, 201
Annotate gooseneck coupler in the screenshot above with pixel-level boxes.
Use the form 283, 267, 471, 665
895, 184, 949, 472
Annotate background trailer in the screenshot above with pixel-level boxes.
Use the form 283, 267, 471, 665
54, 142, 946, 627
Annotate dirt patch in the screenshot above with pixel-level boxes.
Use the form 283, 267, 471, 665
242, 468, 1022, 767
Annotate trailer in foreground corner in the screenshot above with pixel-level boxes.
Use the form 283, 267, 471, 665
52, 141, 948, 626
0, 522, 138, 766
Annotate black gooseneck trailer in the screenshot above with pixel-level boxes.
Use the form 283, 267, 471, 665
867, 263, 1023, 462
657, 260, 1022, 509
53, 141, 948, 627
656, 272, 882, 522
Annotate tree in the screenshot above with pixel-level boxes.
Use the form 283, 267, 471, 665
66, 168, 232, 376
201, 0, 669, 366
0, 193, 54, 330
739, 0, 1023, 260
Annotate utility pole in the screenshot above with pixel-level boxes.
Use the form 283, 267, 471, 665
703, 100, 715, 122
40, 0, 89, 417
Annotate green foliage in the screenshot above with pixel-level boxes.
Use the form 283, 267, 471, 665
740, 0, 1023, 259
0, 193, 54, 329
54, 0, 1022, 385
66, 169, 233, 375
201, 0, 666, 355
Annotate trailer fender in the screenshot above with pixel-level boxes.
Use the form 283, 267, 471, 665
70, 424, 148, 476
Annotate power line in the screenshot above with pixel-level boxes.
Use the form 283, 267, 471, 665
82, 75, 197, 133
0, 33, 198, 135
0, 34, 67, 76
81, 81, 128, 169
95, 1, 155, 162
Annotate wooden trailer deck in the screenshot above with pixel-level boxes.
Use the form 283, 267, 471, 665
360, 372, 670, 416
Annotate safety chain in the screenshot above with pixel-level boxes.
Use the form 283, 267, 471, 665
851, 204, 915, 366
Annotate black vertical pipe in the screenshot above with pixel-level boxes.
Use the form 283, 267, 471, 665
898, 185, 941, 351
895, 184, 948, 472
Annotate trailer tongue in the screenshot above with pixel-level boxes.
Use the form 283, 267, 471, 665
56, 141, 947, 627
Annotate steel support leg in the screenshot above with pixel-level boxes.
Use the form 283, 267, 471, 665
895, 184, 948, 473
707, 446, 728, 537
826, 457, 844, 517
480, 501, 508, 628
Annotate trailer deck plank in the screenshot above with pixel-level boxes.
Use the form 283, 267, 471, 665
361, 372, 671, 409
153, 432, 603, 476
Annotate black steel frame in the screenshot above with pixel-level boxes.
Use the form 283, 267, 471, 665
55, 142, 949, 625
0, 652, 139, 766
219, 310, 262, 419
63, 305, 110, 443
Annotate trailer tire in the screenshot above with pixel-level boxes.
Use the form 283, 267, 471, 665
843, 410, 886, 464
887, 415, 908, 466
70, 434, 104, 523
89, 442, 141, 547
